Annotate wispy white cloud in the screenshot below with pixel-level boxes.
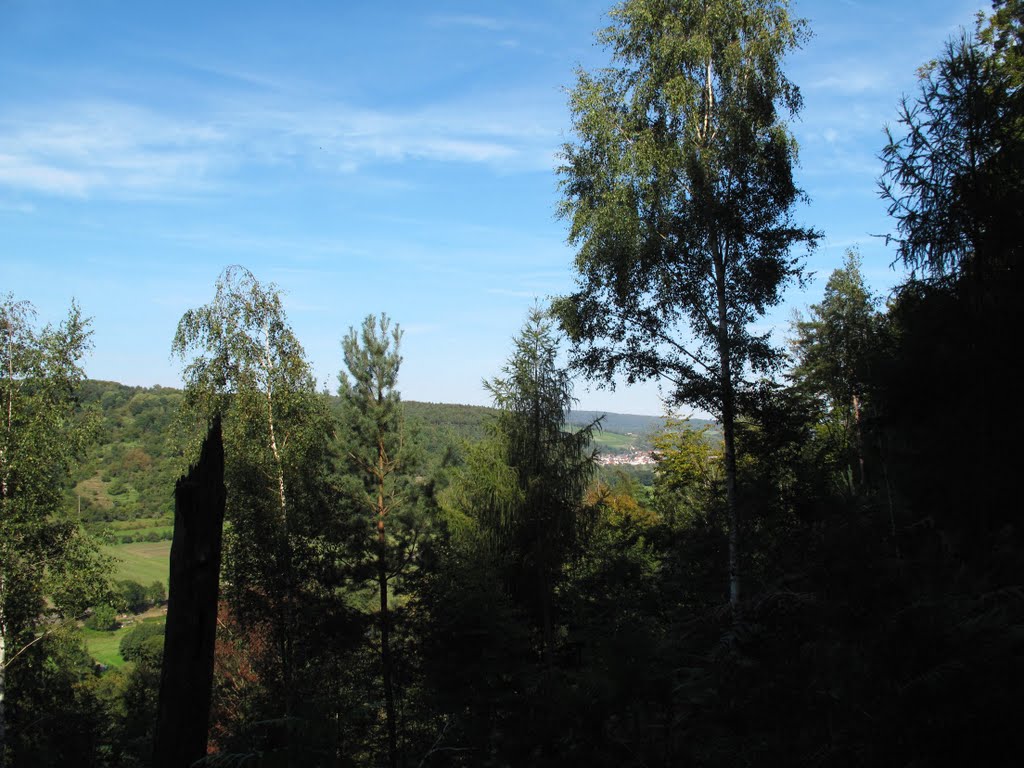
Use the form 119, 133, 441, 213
0, 154, 90, 196
156, 229, 369, 258
251, 93, 559, 173
0, 103, 225, 198
0, 85, 560, 199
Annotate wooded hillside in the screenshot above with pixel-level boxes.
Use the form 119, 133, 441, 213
66, 381, 666, 542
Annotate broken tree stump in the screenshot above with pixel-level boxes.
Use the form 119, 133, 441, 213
153, 417, 226, 768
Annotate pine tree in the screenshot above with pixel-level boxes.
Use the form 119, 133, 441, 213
337, 314, 427, 768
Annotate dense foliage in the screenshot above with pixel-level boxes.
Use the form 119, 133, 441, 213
69, 381, 184, 538
65, 384, 650, 546
0, 298, 110, 765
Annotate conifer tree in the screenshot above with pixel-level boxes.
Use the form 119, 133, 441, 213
337, 314, 415, 768
791, 251, 881, 490
482, 306, 598, 666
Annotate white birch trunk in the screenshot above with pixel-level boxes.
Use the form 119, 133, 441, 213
262, 333, 287, 523
1, 577, 7, 765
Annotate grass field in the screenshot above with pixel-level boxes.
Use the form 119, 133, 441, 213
104, 540, 171, 584
109, 516, 173, 532
113, 526, 173, 543
82, 625, 132, 666
592, 430, 640, 451
83, 614, 166, 667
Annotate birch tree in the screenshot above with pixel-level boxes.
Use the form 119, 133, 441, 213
0, 296, 107, 764
173, 266, 310, 524
554, 0, 819, 608
172, 266, 334, 746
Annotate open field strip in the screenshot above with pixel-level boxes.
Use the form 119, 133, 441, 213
103, 540, 171, 584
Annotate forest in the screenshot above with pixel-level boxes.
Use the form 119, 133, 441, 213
1, 0, 1022, 765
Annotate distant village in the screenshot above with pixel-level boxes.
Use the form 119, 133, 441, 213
597, 450, 657, 466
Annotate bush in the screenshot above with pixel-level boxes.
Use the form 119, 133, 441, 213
117, 580, 148, 613
85, 604, 119, 631
119, 621, 165, 665
145, 581, 166, 605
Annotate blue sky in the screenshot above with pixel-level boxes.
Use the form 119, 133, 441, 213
0, 0, 987, 416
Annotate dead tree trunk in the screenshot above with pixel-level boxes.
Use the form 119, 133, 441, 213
154, 417, 226, 768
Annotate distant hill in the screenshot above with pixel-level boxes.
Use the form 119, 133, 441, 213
567, 410, 663, 435
568, 410, 716, 452
65, 380, 715, 536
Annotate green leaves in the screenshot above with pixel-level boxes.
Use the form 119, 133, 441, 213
1, 295, 110, 768
173, 266, 330, 527
173, 265, 315, 424
337, 313, 405, 507
879, 16, 1023, 284
557, 0, 818, 415
1, 296, 104, 628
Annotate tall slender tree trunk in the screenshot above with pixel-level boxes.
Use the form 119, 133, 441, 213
1, 325, 13, 765
378, 439, 398, 768
851, 392, 866, 488
263, 336, 288, 523
0, 579, 7, 767
154, 417, 226, 768
540, 575, 555, 671
1, 326, 9, 763
721, 364, 740, 610
715, 246, 741, 610
2, 321, 13, 499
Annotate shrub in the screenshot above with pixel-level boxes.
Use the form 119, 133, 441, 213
117, 580, 148, 613
119, 621, 165, 665
85, 604, 119, 631
145, 581, 166, 605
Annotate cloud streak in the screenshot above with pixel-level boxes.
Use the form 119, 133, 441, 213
0, 103, 225, 198
0, 86, 561, 200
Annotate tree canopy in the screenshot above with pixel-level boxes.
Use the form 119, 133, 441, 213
554, 0, 818, 605
1, 297, 109, 764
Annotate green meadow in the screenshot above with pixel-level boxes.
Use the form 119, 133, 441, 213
83, 615, 166, 668
104, 540, 171, 585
